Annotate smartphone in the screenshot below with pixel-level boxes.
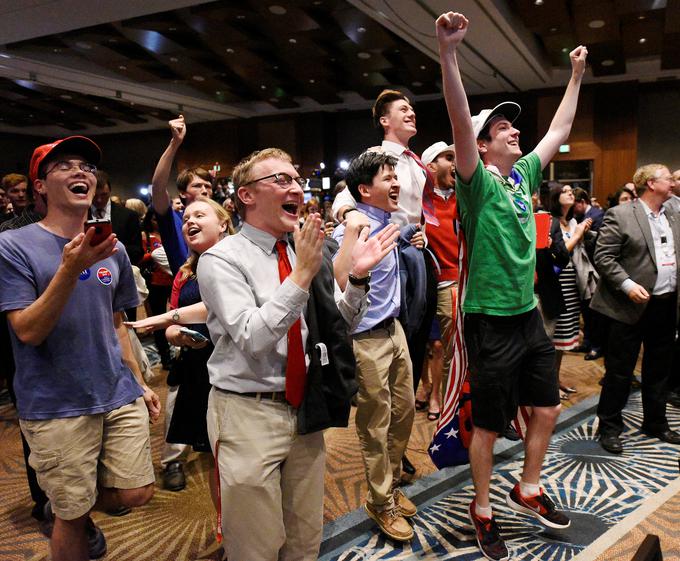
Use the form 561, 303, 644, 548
179, 327, 209, 344
84, 219, 112, 246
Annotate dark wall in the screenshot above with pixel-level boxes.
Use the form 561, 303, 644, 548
2, 80, 678, 201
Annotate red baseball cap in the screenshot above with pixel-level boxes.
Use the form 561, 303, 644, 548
29, 136, 102, 182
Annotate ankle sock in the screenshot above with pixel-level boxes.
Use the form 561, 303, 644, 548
474, 502, 493, 519
520, 481, 540, 497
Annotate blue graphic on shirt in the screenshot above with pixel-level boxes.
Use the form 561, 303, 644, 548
79, 269, 91, 281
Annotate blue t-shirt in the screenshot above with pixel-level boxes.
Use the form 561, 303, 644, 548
0, 223, 142, 420
155, 204, 188, 276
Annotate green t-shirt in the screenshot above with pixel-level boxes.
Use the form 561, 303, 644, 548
456, 152, 542, 316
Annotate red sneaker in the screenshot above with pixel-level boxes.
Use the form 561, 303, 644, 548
468, 500, 509, 561
506, 484, 570, 529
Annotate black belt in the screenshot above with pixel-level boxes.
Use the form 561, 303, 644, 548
356, 316, 395, 335
216, 387, 287, 403
652, 292, 675, 300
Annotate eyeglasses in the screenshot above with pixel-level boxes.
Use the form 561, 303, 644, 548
45, 160, 97, 176
242, 173, 306, 188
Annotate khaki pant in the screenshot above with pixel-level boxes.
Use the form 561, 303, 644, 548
353, 319, 414, 510
207, 388, 325, 561
436, 283, 458, 389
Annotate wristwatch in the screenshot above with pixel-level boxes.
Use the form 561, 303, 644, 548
342, 208, 358, 221
348, 272, 371, 289
171, 310, 180, 323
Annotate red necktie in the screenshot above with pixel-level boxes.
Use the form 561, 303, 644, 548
275, 240, 307, 408
403, 148, 439, 226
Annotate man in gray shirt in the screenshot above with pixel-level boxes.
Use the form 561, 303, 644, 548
197, 147, 398, 560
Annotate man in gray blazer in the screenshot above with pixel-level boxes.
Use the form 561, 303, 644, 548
592, 163, 680, 453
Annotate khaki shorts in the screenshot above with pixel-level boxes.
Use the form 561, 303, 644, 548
20, 397, 155, 520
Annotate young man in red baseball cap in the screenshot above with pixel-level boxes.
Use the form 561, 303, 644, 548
0, 136, 160, 561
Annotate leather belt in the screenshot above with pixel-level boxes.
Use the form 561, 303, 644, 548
652, 292, 675, 300
216, 387, 287, 403
356, 316, 395, 335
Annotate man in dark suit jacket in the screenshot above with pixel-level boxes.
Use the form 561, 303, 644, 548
93, 171, 144, 321
92, 171, 143, 266
591, 163, 680, 454
573, 187, 604, 231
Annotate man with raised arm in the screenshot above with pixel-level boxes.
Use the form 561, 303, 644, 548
151, 114, 213, 491
436, 11, 587, 561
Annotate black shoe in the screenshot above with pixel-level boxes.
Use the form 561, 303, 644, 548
599, 433, 623, 454
31, 501, 48, 522
105, 505, 131, 516
401, 455, 416, 476
468, 500, 509, 561
572, 344, 589, 353
668, 391, 680, 409
162, 461, 186, 491
584, 350, 602, 361
642, 427, 680, 444
502, 424, 520, 441
42, 502, 107, 559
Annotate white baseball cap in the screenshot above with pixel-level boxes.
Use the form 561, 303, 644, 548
421, 141, 455, 166
471, 101, 521, 139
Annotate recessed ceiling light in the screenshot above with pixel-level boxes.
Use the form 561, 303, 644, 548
362, 72, 369, 77
60, 110, 65, 114
357, 27, 366, 33
309, 79, 315, 83
108, 38, 117, 44
550, 27, 557, 32
59, 94, 72, 100
273, 65, 279, 70
169, 56, 178, 62
192, 75, 205, 81
412, 81, 423, 87
261, 85, 267, 89
75, 41, 92, 50
118, 65, 127, 70
94, 106, 99, 110
288, 38, 297, 44
53, 48, 61, 53
269, 5, 286, 15
226, 48, 235, 54
534, 0, 543, 5
561, 47, 569, 53
638, 15, 646, 20
269, 97, 278, 103
602, 59, 615, 67
169, 27, 176, 31
588, 19, 605, 29
236, 15, 245, 20
420, 65, 426, 70
357, 52, 371, 59
639, 37, 647, 44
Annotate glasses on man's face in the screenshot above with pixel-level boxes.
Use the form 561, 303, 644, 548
243, 172, 306, 188
45, 160, 97, 176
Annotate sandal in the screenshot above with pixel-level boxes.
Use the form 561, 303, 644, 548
560, 385, 577, 394
427, 410, 441, 421
560, 391, 569, 401
415, 385, 431, 411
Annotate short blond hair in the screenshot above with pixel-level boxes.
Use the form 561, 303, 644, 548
633, 164, 666, 196
232, 148, 293, 218
125, 198, 147, 221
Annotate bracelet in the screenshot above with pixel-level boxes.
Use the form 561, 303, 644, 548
342, 208, 358, 221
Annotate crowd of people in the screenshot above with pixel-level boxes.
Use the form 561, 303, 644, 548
1, 10, 679, 561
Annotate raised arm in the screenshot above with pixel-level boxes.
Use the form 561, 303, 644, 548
436, 12, 479, 183
534, 46, 588, 169
151, 115, 186, 216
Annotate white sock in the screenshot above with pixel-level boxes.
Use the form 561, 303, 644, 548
520, 481, 540, 497
475, 502, 493, 518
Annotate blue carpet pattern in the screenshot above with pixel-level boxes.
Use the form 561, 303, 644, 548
323, 393, 680, 560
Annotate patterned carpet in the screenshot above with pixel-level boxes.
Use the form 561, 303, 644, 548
1, 348, 678, 560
